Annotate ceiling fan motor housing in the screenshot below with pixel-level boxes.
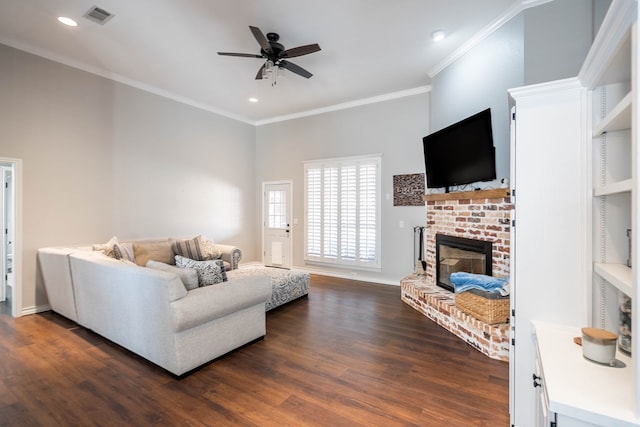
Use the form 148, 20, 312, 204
263, 33, 284, 60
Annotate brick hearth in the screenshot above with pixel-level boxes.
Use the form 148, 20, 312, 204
400, 188, 512, 361
401, 274, 510, 361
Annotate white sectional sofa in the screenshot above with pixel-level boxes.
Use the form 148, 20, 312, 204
37, 242, 272, 376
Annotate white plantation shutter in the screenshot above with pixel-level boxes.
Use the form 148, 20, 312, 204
306, 168, 322, 257
304, 155, 381, 269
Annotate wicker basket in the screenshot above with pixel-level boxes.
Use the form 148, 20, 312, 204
455, 289, 510, 324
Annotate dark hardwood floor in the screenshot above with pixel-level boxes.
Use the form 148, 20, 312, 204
0, 275, 509, 426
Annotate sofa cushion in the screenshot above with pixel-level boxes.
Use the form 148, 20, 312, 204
175, 255, 227, 286
133, 240, 175, 266
146, 260, 199, 291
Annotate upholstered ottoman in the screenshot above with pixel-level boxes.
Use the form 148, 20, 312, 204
226, 265, 310, 311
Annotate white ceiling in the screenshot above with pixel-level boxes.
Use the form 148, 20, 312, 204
0, 0, 524, 124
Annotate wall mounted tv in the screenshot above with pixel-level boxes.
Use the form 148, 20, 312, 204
422, 108, 496, 192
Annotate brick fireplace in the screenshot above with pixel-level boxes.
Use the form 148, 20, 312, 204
401, 188, 512, 361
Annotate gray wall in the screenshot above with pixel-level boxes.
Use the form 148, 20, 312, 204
0, 44, 257, 311
430, 15, 524, 190
430, 0, 605, 190
524, 0, 602, 85
256, 94, 430, 284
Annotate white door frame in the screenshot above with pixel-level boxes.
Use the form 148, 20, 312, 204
0, 158, 21, 317
262, 180, 293, 268
0, 167, 5, 303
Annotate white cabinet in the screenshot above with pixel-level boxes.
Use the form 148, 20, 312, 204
509, 1, 639, 425
535, 322, 636, 426
509, 78, 588, 426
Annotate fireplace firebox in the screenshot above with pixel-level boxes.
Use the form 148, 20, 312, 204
436, 234, 492, 292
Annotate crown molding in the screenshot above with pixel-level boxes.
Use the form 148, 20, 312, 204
427, 0, 554, 78
508, 76, 582, 99
3, 36, 431, 127
254, 86, 431, 126
578, 0, 637, 89
0, 37, 255, 125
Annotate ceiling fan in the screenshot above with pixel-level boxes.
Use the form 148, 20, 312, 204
218, 26, 321, 83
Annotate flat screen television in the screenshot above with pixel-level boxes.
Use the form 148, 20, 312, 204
422, 108, 496, 192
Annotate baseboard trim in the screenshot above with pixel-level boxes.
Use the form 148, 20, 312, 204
21, 304, 50, 316
238, 262, 401, 287
296, 268, 400, 287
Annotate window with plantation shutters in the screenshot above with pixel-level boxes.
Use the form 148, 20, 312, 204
304, 155, 381, 269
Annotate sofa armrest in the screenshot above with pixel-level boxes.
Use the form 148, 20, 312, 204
37, 247, 80, 322
171, 275, 271, 332
216, 244, 242, 270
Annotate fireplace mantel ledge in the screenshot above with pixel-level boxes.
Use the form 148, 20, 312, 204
422, 188, 510, 202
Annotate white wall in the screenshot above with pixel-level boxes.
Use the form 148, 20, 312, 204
255, 94, 430, 284
0, 44, 257, 312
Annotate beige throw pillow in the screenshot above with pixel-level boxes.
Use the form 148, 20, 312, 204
133, 240, 175, 266
200, 238, 222, 260
92, 236, 118, 258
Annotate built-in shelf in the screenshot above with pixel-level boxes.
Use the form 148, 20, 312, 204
594, 262, 633, 296
423, 188, 509, 202
593, 92, 632, 137
593, 178, 633, 196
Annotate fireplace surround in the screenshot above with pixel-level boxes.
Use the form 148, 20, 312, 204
401, 188, 512, 361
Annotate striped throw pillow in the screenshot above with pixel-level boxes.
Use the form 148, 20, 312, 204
172, 236, 204, 260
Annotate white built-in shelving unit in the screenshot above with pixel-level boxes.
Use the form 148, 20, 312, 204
510, 1, 640, 425
525, 1, 639, 425
586, 0, 639, 422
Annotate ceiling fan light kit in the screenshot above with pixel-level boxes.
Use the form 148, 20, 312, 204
218, 26, 321, 86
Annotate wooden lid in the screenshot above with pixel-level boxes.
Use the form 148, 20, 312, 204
582, 327, 617, 342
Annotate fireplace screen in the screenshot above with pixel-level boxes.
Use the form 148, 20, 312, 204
436, 234, 492, 292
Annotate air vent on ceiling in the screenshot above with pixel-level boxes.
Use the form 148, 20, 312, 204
83, 6, 114, 25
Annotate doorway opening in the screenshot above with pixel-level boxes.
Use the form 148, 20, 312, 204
0, 158, 20, 317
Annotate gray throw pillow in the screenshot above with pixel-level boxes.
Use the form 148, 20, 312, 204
146, 260, 199, 291
174, 255, 227, 287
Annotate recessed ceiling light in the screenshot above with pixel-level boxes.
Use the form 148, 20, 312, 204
248, 97, 258, 103
57, 16, 78, 27
431, 30, 446, 42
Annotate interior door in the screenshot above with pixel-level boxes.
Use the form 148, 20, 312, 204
263, 182, 292, 269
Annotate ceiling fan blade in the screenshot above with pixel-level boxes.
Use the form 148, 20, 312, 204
218, 52, 263, 58
281, 44, 321, 59
280, 60, 313, 79
255, 63, 266, 80
249, 26, 273, 55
